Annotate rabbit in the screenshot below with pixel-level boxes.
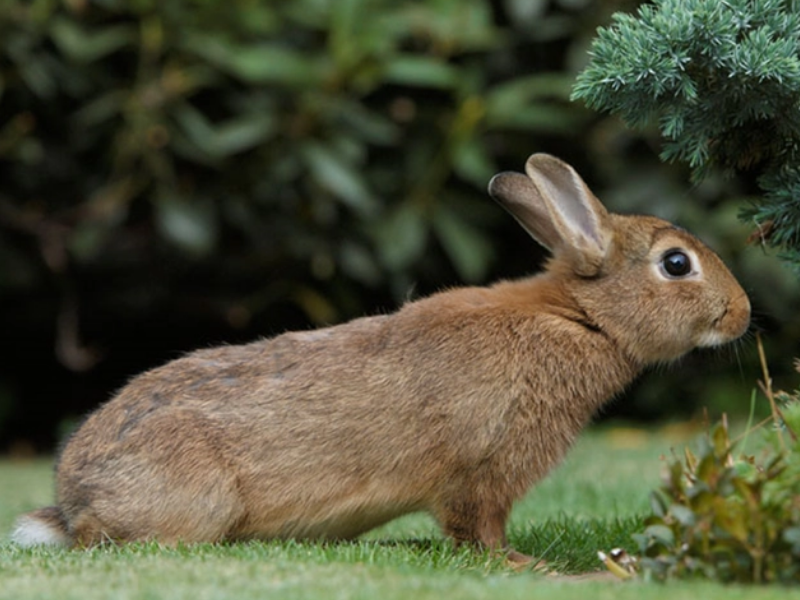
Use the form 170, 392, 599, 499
11, 154, 750, 563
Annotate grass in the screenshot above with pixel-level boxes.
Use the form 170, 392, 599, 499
0, 426, 791, 599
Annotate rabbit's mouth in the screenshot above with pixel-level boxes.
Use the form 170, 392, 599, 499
697, 327, 731, 348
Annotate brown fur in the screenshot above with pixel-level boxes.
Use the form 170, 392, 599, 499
12, 155, 750, 560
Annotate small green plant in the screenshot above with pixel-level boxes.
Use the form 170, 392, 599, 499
629, 347, 800, 584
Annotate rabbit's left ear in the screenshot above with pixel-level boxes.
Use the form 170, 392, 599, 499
489, 154, 612, 277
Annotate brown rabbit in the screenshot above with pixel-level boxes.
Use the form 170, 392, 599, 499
11, 154, 750, 562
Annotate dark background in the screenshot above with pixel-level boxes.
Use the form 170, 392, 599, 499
1, 0, 798, 455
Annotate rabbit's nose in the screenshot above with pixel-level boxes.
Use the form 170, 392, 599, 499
721, 293, 751, 341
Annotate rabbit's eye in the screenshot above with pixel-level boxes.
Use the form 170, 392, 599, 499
661, 250, 692, 278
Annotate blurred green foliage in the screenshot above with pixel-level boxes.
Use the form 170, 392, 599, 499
0, 0, 797, 450
0, 0, 582, 313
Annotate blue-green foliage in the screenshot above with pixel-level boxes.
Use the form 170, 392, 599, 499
572, 0, 800, 273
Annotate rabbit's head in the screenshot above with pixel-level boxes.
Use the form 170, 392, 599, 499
489, 154, 750, 366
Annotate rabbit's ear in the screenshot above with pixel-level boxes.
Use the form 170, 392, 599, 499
488, 171, 562, 249
489, 154, 611, 276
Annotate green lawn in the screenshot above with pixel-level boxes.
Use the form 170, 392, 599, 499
0, 427, 791, 599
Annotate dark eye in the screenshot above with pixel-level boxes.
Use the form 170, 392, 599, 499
661, 250, 692, 278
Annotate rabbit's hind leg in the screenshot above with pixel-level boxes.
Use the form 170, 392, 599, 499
61, 410, 246, 546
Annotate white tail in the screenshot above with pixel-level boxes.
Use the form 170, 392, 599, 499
10, 512, 70, 547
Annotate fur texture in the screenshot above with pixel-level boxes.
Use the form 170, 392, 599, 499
11, 154, 750, 560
